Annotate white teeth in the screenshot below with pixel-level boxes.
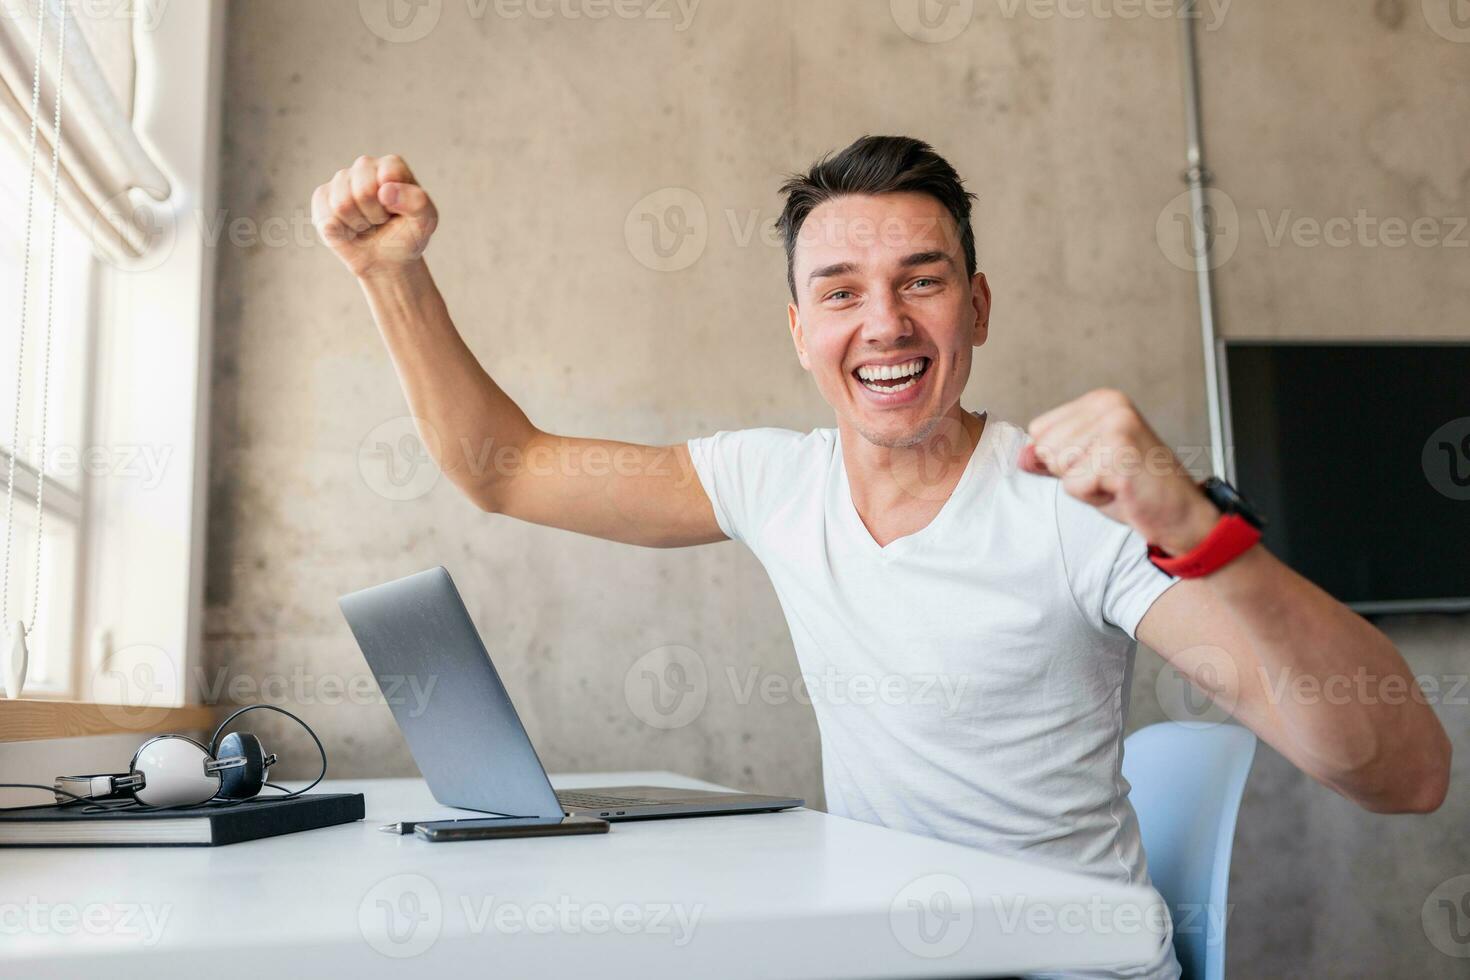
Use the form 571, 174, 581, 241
858, 376, 917, 390
860, 376, 919, 393
856, 358, 926, 382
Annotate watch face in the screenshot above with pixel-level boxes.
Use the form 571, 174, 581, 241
1203, 477, 1266, 530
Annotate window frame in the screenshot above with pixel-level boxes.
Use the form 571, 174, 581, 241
3, 0, 224, 710
0, 141, 101, 699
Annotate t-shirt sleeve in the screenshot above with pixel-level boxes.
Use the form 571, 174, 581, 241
1053, 484, 1180, 640
686, 427, 809, 546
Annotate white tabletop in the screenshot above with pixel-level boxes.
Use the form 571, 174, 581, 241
3, 773, 1169, 978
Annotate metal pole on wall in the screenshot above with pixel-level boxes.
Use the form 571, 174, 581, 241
1178, 1, 1229, 480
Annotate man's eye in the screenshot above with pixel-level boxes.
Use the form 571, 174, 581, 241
910, 277, 940, 289
826, 289, 854, 301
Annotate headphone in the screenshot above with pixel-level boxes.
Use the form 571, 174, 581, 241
0, 704, 327, 813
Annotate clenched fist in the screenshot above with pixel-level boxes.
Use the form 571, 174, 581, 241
310, 154, 438, 278
1018, 388, 1220, 556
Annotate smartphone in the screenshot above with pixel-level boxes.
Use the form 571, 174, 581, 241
414, 814, 610, 842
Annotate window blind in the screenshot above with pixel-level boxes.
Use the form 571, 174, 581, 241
0, 0, 170, 264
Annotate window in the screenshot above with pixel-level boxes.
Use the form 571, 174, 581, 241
0, 1, 222, 708
0, 140, 95, 696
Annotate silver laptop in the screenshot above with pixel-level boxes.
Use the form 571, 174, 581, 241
338, 566, 803, 821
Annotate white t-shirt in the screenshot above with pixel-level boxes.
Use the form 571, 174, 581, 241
688, 413, 1182, 980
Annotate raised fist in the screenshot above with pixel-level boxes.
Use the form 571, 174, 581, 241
311, 154, 438, 278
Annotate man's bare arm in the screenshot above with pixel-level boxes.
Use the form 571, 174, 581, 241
1023, 387, 1450, 814
1137, 557, 1450, 814
312, 154, 725, 548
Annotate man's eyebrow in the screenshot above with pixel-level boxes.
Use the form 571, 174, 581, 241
901, 250, 955, 270
807, 261, 857, 286
805, 251, 955, 288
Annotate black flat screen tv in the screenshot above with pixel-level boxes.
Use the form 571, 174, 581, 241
1223, 340, 1470, 614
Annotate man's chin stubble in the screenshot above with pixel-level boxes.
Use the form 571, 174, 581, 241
854, 412, 944, 451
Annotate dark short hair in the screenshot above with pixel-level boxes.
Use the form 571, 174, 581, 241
776, 135, 977, 302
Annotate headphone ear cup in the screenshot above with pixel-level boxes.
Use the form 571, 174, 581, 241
216, 732, 267, 800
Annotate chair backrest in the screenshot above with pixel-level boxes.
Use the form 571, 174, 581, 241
1121, 721, 1257, 980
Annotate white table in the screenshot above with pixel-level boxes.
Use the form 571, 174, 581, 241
3, 772, 1169, 978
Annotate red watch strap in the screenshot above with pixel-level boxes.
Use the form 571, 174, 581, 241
1148, 513, 1262, 579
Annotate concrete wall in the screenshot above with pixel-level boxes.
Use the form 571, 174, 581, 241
208, 1, 1470, 975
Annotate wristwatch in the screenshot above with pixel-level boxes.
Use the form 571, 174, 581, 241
1147, 477, 1266, 579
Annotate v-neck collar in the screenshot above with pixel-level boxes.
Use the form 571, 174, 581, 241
836, 411, 993, 558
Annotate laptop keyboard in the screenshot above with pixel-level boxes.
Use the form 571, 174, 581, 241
555, 791, 658, 809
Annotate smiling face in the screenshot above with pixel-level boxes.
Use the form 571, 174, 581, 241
786, 192, 991, 450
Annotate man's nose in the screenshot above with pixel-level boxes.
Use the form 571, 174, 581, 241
858, 290, 913, 346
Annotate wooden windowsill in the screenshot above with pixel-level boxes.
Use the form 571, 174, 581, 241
0, 699, 218, 743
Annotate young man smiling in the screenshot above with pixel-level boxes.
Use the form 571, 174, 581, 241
312, 136, 1449, 979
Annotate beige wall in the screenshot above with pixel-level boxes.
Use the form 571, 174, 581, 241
209, 2, 1470, 975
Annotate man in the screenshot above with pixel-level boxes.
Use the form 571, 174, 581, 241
311, 136, 1449, 979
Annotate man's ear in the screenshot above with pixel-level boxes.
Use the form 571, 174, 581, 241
970, 272, 991, 348
788, 301, 812, 371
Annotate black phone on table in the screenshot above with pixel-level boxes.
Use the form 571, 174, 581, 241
414, 814, 609, 842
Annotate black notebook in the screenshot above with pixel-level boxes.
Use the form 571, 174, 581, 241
0, 793, 365, 847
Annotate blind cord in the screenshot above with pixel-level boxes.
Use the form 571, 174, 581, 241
3, 0, 67, 661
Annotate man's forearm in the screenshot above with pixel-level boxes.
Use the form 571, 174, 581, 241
357, 259, 537, 506
1205, 544, 1451, 812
